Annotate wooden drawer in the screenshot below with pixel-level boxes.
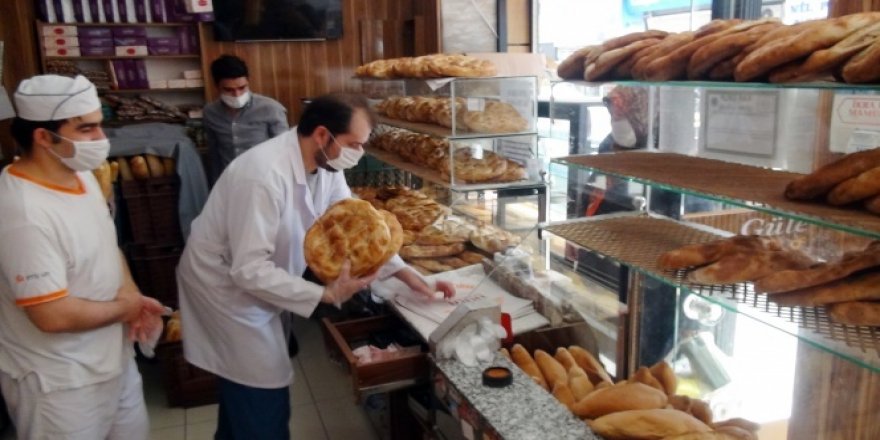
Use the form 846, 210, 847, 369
321, 315, 428, 401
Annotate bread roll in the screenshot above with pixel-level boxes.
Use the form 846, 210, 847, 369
534, 349, 568, 389
551, 382, 576, 410
589, 408, 711, 440
110, 161, 119, 182
629, 366, 665, 393
129, 156, 150, 180
92, 161, 113, 200
650, 360, 677, 396
568, 366, 594, 400
510, 344, 548, 390
668, 394, 693, 413
568, 345, 613, 385
690, 399, 713, 425
571, 382, 667, 419
554, 347, 578, 371
712, 418, 761, 433
498, 347, 511, 360
663, 430, 751, 440
785, 148, 880, 200
162, 157, 176, 176
145, 154, 165, 178
116, 158, 134, 181
827, 165, 880, 205
827, 301, 880, 326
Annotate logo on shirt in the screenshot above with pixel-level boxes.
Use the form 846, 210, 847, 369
15, 272, 50, 284
15, 274, 24, 284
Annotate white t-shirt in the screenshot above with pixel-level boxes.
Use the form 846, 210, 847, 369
0, 165, 127, 393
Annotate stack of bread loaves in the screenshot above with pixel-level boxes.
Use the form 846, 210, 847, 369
785, 147, 880, 214
376, 96, 528, 134
303, 199, 403, 283
503, 344, 760, 439
557, 12, 880, 84
367, 128, 527, 183
355, 54, 496, 79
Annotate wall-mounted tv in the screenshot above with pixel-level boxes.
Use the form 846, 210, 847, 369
212, 0, 343, 42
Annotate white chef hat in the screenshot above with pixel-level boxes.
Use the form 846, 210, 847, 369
14, 75, 100, 122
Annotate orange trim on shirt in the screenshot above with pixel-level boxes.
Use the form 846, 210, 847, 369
7, 166, 86, 195
16, 289, 69, 307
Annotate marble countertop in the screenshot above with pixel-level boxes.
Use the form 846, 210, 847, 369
432, 355, 602, 440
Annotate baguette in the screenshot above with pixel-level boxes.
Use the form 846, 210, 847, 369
687, 249, 815, 285
842, 37, 880, 83
551, 382, 576, 410
769, 270, 880, 307
554, 347, 578, 371
534, 349, 568, 389
568, 366, 594, 400
827, 165, 880, 205
827, 301, 880, 326
629, 366, 665, 393
649, 360, 677, 396
145, 154, 165, 178
755, 242, 880, 293
589, 408, 711, 440
568, 345, 613, 385
557, 46, 598, 80
116, 158, 134, 181
510, 344, 548, 390
785, 148, 880, 200
129, 156, 151, 180
572, 382, 668, 419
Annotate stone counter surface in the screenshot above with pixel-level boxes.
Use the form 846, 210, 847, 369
433, 355, 602, 440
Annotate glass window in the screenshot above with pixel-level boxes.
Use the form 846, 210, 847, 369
761, 0, 829, 24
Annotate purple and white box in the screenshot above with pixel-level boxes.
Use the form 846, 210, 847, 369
79, 37, 114, 47
114, 37, 148, 46
80, 46, 115, 56
112, 26, 147, 37
78, 26, 112, 38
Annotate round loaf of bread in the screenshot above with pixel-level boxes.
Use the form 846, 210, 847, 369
304, 199, 402, 283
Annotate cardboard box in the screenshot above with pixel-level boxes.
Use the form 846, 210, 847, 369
147, 37, 180, 47
184, 78, 204, 88
43, 36, 79, 48
112, 26, 147, 37
42, 25, 78, 37
115, 45, 148, 56
183, 0, 212, 14
148, 46, 181, 55
79, 26, 112, 38
183, 69, 202, 79
114, 37, 147, 46
45, 47, 81, 57
79, 37, 114, 47
168, 79, 187, 89
80, 46, 115, 56
149, 80, 169, 89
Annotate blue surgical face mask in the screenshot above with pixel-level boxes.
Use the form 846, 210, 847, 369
47, 132, 110, 172
322, 133, 364, 171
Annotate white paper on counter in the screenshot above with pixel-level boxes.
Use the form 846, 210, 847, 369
373, 264, 548, 340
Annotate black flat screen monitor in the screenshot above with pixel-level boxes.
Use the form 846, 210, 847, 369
212, 0, 343, 41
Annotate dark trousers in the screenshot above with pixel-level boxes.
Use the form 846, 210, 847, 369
215, 378, 290, 440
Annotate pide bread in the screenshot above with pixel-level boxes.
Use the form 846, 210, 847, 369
688, 21, 781, 79
557, 45, 599, 79
631, 32, 696, 79
356, 54, 495, 79
572, 382, 668, 419
586, 38, 662, 81
658, 235, 781, 270
793, 21, 880, 81
842, 38, 880, 83
686, 249, 814, 285
768, 271, 880, 306
589, 408, 711, 439
827, 165, 880, 205
399, 242, 465, 259
304, 199, 402, 283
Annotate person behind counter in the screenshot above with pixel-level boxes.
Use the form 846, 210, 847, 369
204, 54, 289, 185
0, 74, 166, 439
177, 92, 454, 439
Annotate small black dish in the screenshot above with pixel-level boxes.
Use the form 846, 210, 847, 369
482, 366, 513, 388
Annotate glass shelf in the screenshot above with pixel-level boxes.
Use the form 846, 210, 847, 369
550, 152, 880, 241
540, 213, 880, 373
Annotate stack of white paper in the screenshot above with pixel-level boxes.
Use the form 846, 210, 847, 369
373, 264, 549, 341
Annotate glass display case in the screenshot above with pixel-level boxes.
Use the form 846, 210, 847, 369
537, 80, 880, 439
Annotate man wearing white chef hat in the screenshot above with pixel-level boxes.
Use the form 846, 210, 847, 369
0, 74, 165, 439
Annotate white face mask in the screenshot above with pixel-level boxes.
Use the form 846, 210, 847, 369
323, 133, 364, 171
47, 132, 111, 172
221, 91, 251, 109
610, 118, 638, 149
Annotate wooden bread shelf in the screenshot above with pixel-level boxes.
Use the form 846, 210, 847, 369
542, 213, 880, 372
556, 152, 880, 239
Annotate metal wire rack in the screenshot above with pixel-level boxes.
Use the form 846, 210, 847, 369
543, 215, 880, 369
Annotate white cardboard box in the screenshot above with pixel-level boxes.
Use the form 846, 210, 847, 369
184, 0, 214, 13
168, 79, 188, 89
148, 80, 169, 89
183, 70, 203, 79
42, 36, 79, 48
45, 47, 81, 57
115, 45, 148, 57
42, 25, 78, 37
184, 78, 204, 88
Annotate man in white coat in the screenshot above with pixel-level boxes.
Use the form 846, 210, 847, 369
0, 75, 165, 439
178, 93, 453, 439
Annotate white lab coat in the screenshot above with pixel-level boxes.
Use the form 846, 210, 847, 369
177, 129, 405, 388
